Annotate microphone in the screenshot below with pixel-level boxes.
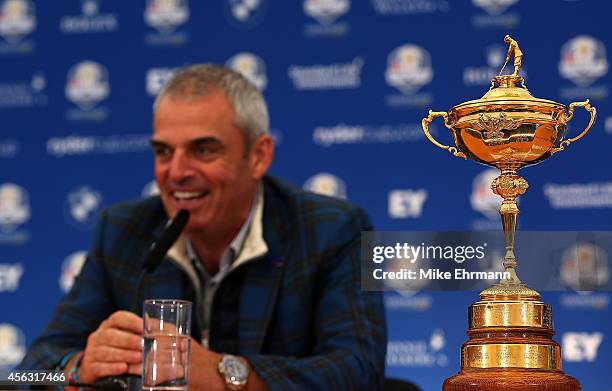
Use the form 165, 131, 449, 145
142, 209, 191, 274
132, 209, 191, 312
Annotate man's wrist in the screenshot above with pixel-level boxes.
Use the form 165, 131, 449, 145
68, 352, 84, 384
61, 351, 84, 391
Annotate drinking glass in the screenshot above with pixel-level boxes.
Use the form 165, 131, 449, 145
142, 299, 192, 391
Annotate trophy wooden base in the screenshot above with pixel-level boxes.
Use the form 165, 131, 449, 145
443, 368, 580, 391
442, 293, 581, 391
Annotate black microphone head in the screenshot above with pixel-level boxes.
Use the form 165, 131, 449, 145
173, 209, 190, 229
142, 209, 190, 273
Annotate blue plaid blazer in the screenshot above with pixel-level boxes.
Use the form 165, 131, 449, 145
20, 176, 387, 390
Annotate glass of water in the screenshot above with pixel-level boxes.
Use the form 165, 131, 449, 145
142, 299, 192, 391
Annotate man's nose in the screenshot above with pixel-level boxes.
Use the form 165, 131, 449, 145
168, 152, 195, 183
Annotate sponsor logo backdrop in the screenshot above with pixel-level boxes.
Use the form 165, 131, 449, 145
0, 0, 610, 388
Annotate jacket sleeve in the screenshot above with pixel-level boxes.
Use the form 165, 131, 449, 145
245, 207, 387, 390
19, 210, 116, 370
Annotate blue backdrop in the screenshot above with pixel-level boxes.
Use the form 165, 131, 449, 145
0, 1, 611, 390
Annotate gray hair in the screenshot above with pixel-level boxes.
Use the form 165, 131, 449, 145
154, 64, 269, 147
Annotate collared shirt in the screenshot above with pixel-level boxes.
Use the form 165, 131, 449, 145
182, 186, 260, 346
185, 194, 256, 333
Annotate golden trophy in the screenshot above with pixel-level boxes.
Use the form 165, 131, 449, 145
421, 36, 596, 390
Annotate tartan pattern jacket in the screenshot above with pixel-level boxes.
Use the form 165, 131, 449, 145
20, 176, 387, 390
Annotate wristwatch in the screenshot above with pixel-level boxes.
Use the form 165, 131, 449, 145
218, 354, 249, 390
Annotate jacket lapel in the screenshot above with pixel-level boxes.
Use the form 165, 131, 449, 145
238, 178, 290, 354
238, 251, 285, 354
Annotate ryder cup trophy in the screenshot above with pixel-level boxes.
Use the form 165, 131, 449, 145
422, 36, 596, 390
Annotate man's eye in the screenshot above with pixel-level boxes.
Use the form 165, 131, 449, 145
153, 147, 171, 157
193, 145, 219, 158
195, 146, 209, 156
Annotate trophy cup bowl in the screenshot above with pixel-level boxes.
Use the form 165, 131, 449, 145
423, 75, 596, 170
421, 37, 596, 391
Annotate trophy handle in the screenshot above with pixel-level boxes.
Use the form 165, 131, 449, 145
421, 110, 467, 159
551, 99, 597, 155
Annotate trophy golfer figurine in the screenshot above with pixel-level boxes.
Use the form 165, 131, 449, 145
501, 34, 523, 77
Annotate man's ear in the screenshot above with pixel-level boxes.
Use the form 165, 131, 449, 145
249, 134, 274, 180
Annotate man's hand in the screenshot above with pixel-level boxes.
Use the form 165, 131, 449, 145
78, 310, 143, 383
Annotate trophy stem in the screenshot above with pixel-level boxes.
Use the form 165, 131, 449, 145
501, 199, 520, 284
481, 166, 539, 300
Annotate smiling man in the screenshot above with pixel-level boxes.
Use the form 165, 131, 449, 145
20, 64, 387, 390
151, 78, 271, 276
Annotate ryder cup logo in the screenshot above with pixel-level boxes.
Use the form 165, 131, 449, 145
560, 243, 609, 292
144, 0, 189, 33
59, 251, 87, 293
0, 183, 30, 232
472, 0, 518, 15
559, 35, 609, 87
0, 0, 35, 43
385, 44, 433, 93
65, 61, 109, 110
304, 0, 349, 25
303, 173, 347, 199
470, 169, 500, 220
0, 323, 25, 369
226, 52, 268, 91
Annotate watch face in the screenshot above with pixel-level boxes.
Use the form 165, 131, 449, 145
223, 356, 248, 383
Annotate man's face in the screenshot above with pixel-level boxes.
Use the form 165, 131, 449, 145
152, 90, 272, 238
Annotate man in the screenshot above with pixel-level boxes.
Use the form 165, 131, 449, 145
20, 64, 387, 390
503, 34, 523, 77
